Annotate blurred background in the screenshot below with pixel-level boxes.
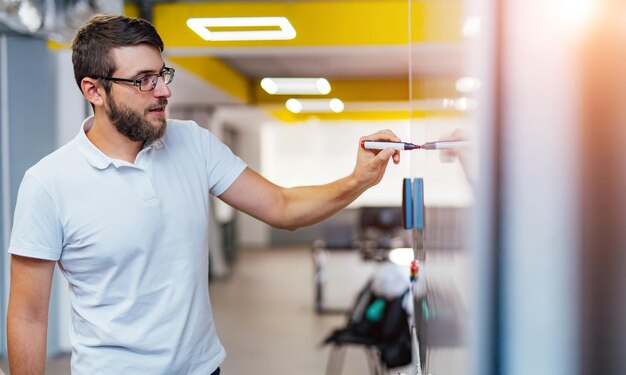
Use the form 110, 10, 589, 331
0, 0, 625, 374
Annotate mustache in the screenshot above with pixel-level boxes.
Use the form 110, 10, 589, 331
145, 98, 169, 113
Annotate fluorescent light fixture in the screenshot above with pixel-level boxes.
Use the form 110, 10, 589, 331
285, 98, 345, 113
388, 248, 414, 266
261, 78, 331, 95
186, 17, 296, 41
455, 77, 482, 93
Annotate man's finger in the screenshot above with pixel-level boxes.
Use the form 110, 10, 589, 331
373, 147, 395, 165
393, 151, 401, 164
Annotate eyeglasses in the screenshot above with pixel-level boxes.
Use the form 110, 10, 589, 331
96, 67, 175, 92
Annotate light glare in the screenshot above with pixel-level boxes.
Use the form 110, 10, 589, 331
285, 98, 303, 113
316, 78, 331, 95
555, 0, 598, 31
329, 98, 345, 113
260, 78, 279, 94
388, 248, 414, 266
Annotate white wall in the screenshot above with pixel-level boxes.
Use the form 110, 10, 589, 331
53, 50, 90, 147
208, 107, 272, 247
260, 118, 473, 208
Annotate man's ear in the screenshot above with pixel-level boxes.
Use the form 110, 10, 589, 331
81, 77, 106, 107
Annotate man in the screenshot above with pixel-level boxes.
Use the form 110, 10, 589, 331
6, 15, 401, 375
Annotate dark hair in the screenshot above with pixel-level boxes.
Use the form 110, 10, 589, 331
70, 15, 164, 94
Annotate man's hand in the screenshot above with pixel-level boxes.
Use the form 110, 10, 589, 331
352, 129, 402, 188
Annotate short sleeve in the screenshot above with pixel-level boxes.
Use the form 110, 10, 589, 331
8, 172, 63, 261
204, 130, 247, 197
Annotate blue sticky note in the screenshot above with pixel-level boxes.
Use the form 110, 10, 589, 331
402, 178, 413, 229
413, 178, 424, 230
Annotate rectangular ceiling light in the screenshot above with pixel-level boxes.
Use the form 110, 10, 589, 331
261, 78, 331, 95
186, 17, 296, 41
286, 98, 345, 113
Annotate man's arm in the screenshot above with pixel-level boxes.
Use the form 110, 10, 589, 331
7, 254, 56, 375
219, 129, 401, 230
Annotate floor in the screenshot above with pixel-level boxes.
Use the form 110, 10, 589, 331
1, 246, 414, 374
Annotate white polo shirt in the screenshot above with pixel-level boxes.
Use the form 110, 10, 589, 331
9, 116, 247, 374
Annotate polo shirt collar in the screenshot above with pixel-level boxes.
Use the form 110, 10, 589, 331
75, 116, 165, 169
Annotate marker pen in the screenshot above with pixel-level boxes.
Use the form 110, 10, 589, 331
360, 140, 419, 151
361, 140, 469, 151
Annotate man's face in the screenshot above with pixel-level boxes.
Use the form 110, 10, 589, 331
104, 44, 171, 143
105, 93, 167, 144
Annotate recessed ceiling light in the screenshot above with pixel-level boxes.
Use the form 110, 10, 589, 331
261, 78, 331, 95
186, 17, 296, 41
285, 98, 345, 113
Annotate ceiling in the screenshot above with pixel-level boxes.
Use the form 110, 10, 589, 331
0, 0, 469, 121
126, 0, 467, 120
175, 44, 464, 79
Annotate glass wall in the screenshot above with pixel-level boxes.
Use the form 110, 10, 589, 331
407, 1, 473, 374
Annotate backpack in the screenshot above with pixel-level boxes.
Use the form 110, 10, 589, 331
323, 281, 413, 368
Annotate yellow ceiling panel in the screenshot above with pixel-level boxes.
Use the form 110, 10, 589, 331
163, 59, 457, 107
271, 109, 412, 122
153, 0, 462, 48
270, 108, 463, 122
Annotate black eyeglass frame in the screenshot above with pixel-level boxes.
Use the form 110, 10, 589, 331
95, 67, 175, 92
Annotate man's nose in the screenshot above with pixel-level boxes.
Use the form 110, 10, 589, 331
153, 76, 171, 98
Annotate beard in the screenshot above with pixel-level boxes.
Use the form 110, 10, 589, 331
105, 95, 168, 144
